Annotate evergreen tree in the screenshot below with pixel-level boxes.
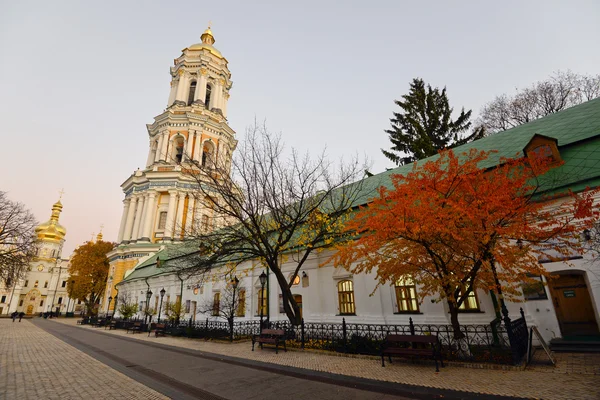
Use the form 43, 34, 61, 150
382, 78, 484, 166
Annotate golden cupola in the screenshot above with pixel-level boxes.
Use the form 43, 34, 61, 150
186, 25, 223, 58
35, 200, 67, 243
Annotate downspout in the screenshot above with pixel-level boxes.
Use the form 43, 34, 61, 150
144, 277, 150, 324
178, 271, 184, 324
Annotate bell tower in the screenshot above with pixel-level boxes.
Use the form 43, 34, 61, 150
104, 28, 237, 312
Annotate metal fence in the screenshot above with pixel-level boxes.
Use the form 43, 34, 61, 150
91, 308, 528, 365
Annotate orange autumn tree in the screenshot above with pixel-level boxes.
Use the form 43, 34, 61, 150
332, 148, 598, 339
67, 239, 115, 316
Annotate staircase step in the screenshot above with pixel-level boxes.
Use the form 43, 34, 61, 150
551, 346, 600, 353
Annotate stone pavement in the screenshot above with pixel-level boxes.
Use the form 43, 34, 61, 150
55, 318, 600, 400
527, 349, 600, 375
0, 319, 168, 400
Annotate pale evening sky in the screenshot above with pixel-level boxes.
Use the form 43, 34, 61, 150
1, 0, 599, 256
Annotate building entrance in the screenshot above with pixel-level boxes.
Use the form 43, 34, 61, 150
549, 273, 599, 337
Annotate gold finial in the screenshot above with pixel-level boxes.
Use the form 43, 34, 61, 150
58, 188, 65, 200
201, 23, 215, 45
97, 224, 104, 242
91, 232, 95, 242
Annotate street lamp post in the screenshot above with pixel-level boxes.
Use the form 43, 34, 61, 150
158, 288, 166, 323
230, 276, 239, 342
145, 289, 152, 328
50, 256, 63, 317
259, 271, 267, 331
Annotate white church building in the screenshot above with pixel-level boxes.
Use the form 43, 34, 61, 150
104, 29, 600, 344
0, 199, 79, 316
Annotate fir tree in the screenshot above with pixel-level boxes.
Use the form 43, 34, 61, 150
382, 78, 484, 166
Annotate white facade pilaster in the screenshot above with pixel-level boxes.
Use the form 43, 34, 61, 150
141, 191, 157, 241
175, 74, 188, 102
193, 133, 203, 163
135, 194, 149, 240
130, 196, 145, 242
117, 198, 132, 243
122, 195, 138, 242
167, 82, 177, 106
198, 72, 207, 105
174, 193, 186, 239
185, 131, 195, 161
223, 94, 229, 118
184, 195, 195, 237
164, 191, 178, 240
160, 131, 169, 162
213, 82, 222, 110
146, 140, 155, 167
154, 133, 164, 163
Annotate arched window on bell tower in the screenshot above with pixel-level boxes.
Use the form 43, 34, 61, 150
205, 84, 212, 109
202, 141, 215, 168
187, 81, 197, 105
172, 136, 185, 164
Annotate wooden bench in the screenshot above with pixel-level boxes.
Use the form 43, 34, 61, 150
149, 323, 167, 337
106, 320, 118, 330
252, 329, 287, 354
381, 334, 444, 372
127, 322, 143, 334
92, 319, 106, 328
76, 317, 89, 325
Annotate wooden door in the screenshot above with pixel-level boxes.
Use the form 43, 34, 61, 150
549, 274, 599, 337
26, 305, 34, 315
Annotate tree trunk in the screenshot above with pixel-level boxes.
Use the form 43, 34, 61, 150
448, 302, 465, 340
448, 301, 472, 358
270, 265, 301, 325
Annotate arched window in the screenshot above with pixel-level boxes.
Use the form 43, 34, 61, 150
237, 289, 246, 317
202, 141, 215, 168
212, 292, 220, 316
337, 280, 355, 315
256, 288, 267, 316
187, 81, 197, 105
395, 277, 419, 312
172, 136, 185, 163
205, 84, 212, 109
458, 287, 480, 311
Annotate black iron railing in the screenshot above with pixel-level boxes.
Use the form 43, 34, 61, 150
99, 309, 527, 365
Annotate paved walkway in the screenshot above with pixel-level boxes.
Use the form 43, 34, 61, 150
34, 319, 415, 400
54, 318, 600, 400
0, 319, 167, 400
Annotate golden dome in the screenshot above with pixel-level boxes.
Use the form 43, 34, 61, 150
35, 200, 67, 243
185, 26, 223, 59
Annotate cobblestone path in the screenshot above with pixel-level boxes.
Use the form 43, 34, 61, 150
55, 318, 600, 400
0, 319, 168, 400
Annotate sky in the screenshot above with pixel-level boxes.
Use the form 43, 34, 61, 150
1, 0, 599, 256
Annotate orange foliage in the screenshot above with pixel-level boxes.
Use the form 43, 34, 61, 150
332, 149, 599, 327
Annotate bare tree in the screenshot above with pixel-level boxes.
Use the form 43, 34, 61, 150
179, 122, 366, 325
479, 71, 600, 134
0, 191, 38, 286
116, 291, 138, 320
198, 276, 245, 341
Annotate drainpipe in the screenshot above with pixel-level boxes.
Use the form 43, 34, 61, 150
144, 277, 150, 325
177, 271, 184, 324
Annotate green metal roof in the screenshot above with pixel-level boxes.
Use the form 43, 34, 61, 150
118, 241, 201, 285
354, 97, 600, 205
